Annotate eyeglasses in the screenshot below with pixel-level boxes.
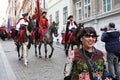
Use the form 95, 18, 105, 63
84, 34, 97, 38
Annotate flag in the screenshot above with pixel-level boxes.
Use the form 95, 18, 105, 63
7, 18, 11, 29
33, 0, 42, 27
36, 0, 42, 16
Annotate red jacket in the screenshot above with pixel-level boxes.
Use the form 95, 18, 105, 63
39, 17, 49, 29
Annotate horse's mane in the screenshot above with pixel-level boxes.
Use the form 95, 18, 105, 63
47, 22, 56, 30
74, 23, 84, 36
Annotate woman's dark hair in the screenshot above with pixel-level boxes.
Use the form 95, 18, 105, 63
78, 27, 98, 43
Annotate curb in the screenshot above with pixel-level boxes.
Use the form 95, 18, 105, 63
0, 42, 16, 80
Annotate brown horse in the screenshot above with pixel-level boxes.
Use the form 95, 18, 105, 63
65, 23, 84, 56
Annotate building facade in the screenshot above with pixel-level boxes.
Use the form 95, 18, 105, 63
6, 0, 46, 28
46, 0, 74, 33
46, 0, 120, 50
73, 0, 120, 50
6, 0, 18, 28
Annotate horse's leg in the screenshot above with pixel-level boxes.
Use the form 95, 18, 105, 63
34, 42, 37, 57
49, 43, 54, 58
17, 44, 21, 60
38, 42, 42, 58
21, 45, 24, 59
44, 43, 47, 59
71, 44, 73, 50
65, 44, 70, 56
23, 43, 28, 66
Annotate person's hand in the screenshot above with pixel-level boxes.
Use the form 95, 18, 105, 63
64, 71, 66, 76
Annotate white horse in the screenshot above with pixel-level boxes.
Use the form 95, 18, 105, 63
16, 17, 35, 66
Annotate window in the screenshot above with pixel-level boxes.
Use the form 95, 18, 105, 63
55, 11, 59, 23
49, 15, 52, 24
76, 1, 82, 20
84, 0, 91, 18
103, 0, 112, 12
63, 6, 68, 25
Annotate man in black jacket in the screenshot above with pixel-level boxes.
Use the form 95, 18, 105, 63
65, 15, 78, 50
101, 22, 120, 80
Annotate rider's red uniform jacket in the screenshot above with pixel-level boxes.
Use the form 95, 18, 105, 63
38, 16, 49, 42
39, 17, 49, 29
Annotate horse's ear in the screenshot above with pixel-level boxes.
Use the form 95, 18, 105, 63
52, 21, 55, 25
82, 23, 84, 27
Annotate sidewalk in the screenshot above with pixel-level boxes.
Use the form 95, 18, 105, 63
0, 42, 16, 80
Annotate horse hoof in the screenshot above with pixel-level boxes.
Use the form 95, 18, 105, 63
49, 55, 52, 58
39, 56, 42, 58
18, 58, 21, 60
21, 56, 23, 59
24, 64, 27, 67
45, 56, 47, 59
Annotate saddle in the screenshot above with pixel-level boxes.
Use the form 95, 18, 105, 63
18, 30, 25, 45
62, 32, 74, 44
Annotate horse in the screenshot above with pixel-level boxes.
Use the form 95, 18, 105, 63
16, 17, 35, 66
65, 23, 84, 56
0, 30, 7, 41
33, 21, 58, 59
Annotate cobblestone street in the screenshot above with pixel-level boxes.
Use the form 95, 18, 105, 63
0, 40, 66, 80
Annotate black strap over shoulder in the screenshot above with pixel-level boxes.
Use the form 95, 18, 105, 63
80, 49, 94, 80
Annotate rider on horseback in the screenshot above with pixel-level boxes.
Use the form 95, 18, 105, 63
16, 13, 28, 31
38, 11, 49, 42
15, 13, 28, 44
64, 15, 78, 49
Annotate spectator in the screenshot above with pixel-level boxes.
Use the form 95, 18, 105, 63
101, 22, 120, 80
64, 27, 111, 80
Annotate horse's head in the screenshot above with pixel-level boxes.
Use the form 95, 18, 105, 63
50, 21, 59, 37
78, 23, 84, 29
28, 16, 36, 32
74, 23, 84, 37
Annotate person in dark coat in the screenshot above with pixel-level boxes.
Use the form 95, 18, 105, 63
101, 22, 120, 80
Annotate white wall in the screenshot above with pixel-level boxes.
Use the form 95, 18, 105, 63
46, 0, 73, 41
47, 0, 74, 32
